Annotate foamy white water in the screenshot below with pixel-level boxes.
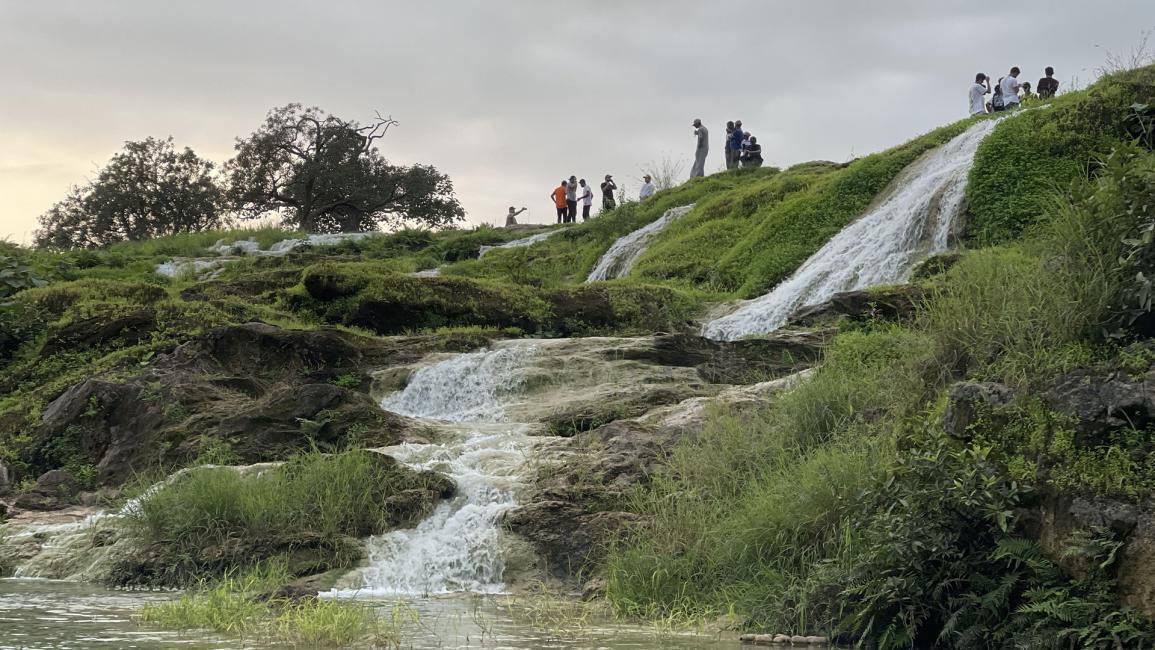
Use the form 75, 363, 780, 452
586, 205, 693, 282
335, 343, 540, 596
703, 119, 1000, 341
478, 230, 560, 257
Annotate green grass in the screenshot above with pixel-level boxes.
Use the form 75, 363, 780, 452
137, 560, 408, 648
121, 449, 448, 583
605, 105, 1155, 645
966, 65, 1155, 245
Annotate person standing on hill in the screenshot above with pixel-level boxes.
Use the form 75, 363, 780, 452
724, 121, 736, 170
729, 122, 745, 170
551, 181, 568, 224
690, 118, 709, 178
565, 176, 579, 223
600, 175, 617, 211
1000, 67, 1023, 110
1037, 66, 1059, 99
579, 178, 594, 220
505, 206, 527, 227
969, 73, 991, 116
639, 174, 656, 200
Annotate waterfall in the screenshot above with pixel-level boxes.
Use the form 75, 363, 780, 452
335, 343, 540, 596
585, 205, 694, 282
703, 118, 999, 341
477, 230, 561, 258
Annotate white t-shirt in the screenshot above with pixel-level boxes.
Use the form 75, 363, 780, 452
580, 184, 593, 206
639, 182, 656, 199
1000, 76, 1021, 106
969, 83, 988, 115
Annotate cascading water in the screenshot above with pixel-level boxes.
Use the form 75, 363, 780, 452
477, 229, 561, 258
586, 205, 694, 282
703, 118, 1000, 341
335, 343, 540, 596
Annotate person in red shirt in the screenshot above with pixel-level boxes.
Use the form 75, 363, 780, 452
551, 181, 568, 224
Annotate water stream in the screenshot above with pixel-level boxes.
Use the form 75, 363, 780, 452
703, 118, 1000, 340
332, 343, 541, 596
585, 205, 694, 282
477, 229, 561, 258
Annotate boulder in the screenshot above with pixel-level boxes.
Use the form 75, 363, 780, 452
504, 501, 640, 577
13, 469, 80, 511
787, 285, 923, 328
621, 330, 827, 384
943, 381, 1016, 440
0, 460, 11, 496
1043, 369, 1154, 442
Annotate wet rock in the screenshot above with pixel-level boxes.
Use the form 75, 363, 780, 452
790, 636, 809, 645
621, 331, 827, 384
803, 636, 829, 645
943, 381, 1016, 440
504, 502, 640, 577
773, 634, 792, 644
1043, 369, 1154, 442
0, 502, 7, 521
787, 285, 923, 328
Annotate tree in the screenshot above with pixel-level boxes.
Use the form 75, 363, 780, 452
225, 104, 465, 233
34, 137, 223, 249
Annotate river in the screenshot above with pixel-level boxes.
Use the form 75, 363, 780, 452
0, 579, 734, 649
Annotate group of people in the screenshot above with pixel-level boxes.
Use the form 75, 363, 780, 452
688, 117, 763, 179
504, 173, 657, 226
969, 65, 1060, 116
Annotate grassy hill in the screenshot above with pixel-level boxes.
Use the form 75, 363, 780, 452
1, 63, 1154, 648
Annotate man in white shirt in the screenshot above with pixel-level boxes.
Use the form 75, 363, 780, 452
639, 174, 656, 200
969, 73, 991, 116
999, 67, 1022, 110
578, 178, 594, 220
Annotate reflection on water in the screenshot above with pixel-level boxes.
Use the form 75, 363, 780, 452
1, 579, 733, 650
0, 579, 229, 650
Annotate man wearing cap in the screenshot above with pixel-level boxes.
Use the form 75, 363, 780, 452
639, 174, 656, 200
565, 175, 579, 223
690, 118, 709, 178
600, 175, 618, 211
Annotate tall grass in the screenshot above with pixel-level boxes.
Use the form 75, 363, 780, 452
123, 449, 445, 580
137, 559, 407, 648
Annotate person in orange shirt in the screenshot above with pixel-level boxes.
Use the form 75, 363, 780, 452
551, 181, 568, 224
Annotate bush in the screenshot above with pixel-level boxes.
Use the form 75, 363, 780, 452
122, 450, 450, 582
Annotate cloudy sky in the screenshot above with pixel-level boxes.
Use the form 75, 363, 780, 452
1, 1, 1151, 242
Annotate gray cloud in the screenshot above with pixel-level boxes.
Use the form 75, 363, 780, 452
1, 0, 1151, 240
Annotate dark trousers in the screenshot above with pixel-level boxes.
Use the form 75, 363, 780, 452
582, 204, 591, 220
556, 207, 566, 223
566, 200, 577, 223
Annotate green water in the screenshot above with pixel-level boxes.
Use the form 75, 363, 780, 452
0, 579, 735, 649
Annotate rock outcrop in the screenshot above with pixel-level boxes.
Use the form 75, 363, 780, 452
22, 323, 492, 487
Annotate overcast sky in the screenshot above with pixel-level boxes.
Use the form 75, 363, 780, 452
1, 1, 1151, 243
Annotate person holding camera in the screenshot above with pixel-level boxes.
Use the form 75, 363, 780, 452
969, 73, 991, 116
600, 175, 618, 211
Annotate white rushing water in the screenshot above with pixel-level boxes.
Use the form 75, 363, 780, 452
154, 232, 379, 277
335, 343, 540, 596
703, 118, 1000, 341
477, 229, 561, 258
585, 205, 694, 282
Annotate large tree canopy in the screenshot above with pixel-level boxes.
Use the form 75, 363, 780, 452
225, 104, 465, 233
35, 137, 222, 249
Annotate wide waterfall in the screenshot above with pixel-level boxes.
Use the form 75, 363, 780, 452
586, 205, 694, 282
703, 118, 1000, 341
336, 343, 540, 596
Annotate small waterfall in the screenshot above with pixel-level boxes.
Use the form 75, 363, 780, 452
336, 343, 540, 596
478, 230, 561, 258
585, 205, 693, 282
703, 119, 999, 341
